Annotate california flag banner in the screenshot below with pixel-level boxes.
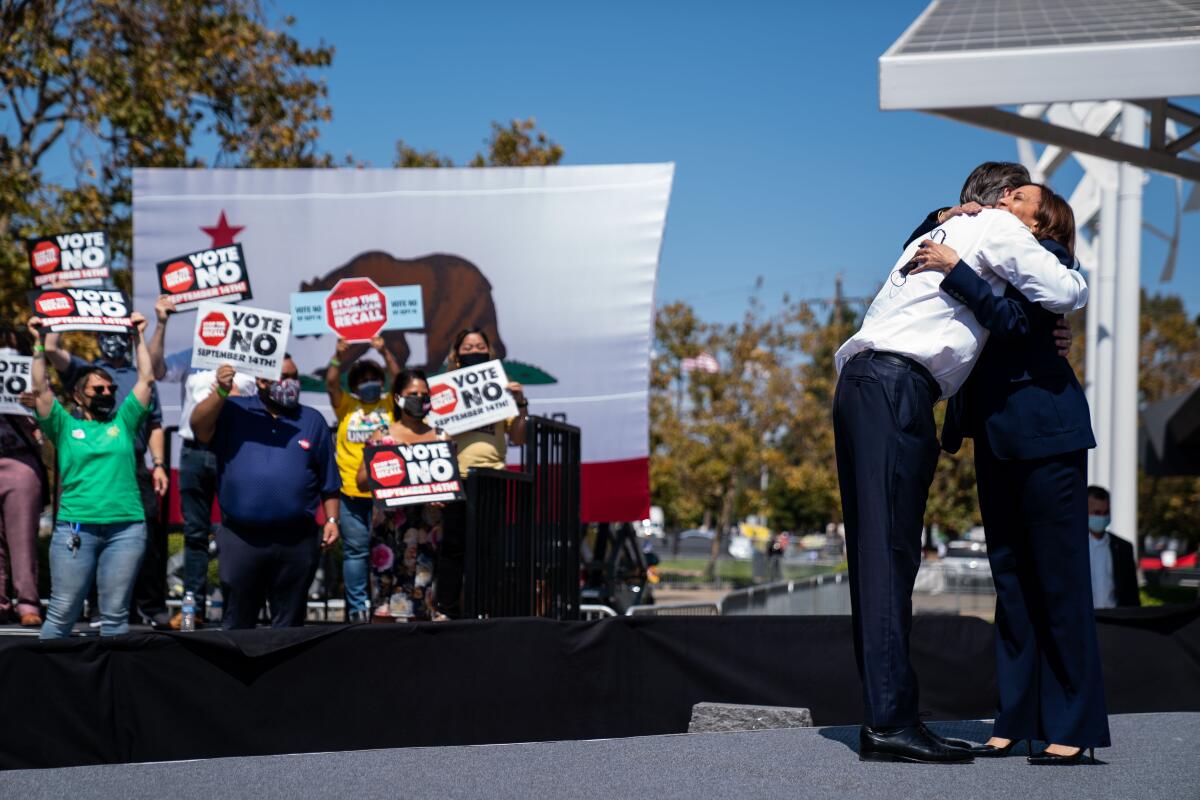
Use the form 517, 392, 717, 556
132, 165, 673, 521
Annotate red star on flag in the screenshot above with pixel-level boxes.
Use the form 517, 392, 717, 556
201, 211, 244, 248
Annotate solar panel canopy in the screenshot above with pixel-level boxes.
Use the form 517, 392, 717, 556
881, 0, 1200, 109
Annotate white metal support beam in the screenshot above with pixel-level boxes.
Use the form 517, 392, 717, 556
932, 106, 1200, 182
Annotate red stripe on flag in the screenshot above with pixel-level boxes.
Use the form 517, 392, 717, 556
581, 457, 650, 523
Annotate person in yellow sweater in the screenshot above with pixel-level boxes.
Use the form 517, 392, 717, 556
327, 336, 401, 622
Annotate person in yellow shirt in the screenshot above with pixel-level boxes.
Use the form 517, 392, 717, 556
434, 327, 528, 619
327, 336, 400, 622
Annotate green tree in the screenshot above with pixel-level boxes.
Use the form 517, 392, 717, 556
394, 117, 563, 169
1137, 291, 1200, 547
1, 0, 335, 328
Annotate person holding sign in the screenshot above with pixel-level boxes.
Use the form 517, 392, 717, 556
149, 295, 256, 628
0, 323, 46, 628
43, 313, 171, 630
190, 357, 340, 629
28, 313, 155, 638
327, 336, 400, 623
355, 368, 444, 621
435, 328, 529, 620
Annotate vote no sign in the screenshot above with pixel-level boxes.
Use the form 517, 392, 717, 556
26, 231, 111, 288
427, 359, 519, 436
289, 278, 424, 341
156, 244, 254, 312
189, 301, 291, 380
0, 355, 34, 416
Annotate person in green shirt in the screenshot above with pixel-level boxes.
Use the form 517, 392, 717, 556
28, 313, 155, 638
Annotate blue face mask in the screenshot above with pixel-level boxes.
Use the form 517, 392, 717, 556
355, 381, 383, 403
1087, 514, 1110, 534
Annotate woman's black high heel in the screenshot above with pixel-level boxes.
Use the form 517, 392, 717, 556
974, 739, 1028, 758
1027, 746, 1096, 765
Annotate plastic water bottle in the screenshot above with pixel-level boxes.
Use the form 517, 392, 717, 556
181, 591, 197, 632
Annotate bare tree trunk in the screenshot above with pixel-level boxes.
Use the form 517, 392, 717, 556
705, 478, 737, 580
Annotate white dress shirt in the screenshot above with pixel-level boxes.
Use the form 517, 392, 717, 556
1089, 531, 1117, 610
178, 369, 257, 442
835, 209, 1088, 397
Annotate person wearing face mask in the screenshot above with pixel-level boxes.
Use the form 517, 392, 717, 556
355, 369, 444, 620
326, 336, 400, 622
0, 323, 47, 628
1085, 486, 1140, 609
43, 316, 170, 629
28, 314, 156, 638
189, 357, 341, 629
433, 327, 528, 620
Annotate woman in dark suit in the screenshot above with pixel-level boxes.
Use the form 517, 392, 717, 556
909, 185, 1110, 765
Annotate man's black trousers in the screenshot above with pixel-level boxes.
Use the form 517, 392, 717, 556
832, 352, 940, 729
215, 521, 319, 629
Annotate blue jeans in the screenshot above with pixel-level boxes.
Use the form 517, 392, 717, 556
340, 494, 373, 614
41, 521, 146, 639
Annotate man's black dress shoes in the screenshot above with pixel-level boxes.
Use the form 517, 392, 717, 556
859, 724, 975, 764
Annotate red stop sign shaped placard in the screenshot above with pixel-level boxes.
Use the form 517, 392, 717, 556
198, 311, 230, 346
325, 277, 387, 341
35, 291, 74, 317
161, 261, 195, 293
370, 450, 407, 487
430, 383, 457, 415
31, 241, 61, 274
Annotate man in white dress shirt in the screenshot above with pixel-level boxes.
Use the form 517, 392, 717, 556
834, 163, 1088, 764
149, 300, 255, 627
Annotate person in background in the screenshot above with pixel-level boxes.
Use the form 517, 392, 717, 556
147, 297, 256, 628
434, 327, 529, 620
190, 357, 340, 629
327, 336, 400, 623
355, 368, 443, 620
44, 311, 170, 629
1086, 486, 1140, 609
29, 314, 155, 638
0, 323, 46, 627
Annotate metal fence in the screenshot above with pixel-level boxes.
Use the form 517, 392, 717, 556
522, 416, 582, 620
720, 572, 851, 615
463, 416, 582, 620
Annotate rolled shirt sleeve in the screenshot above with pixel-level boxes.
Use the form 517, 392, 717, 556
978, 213, 1088, 314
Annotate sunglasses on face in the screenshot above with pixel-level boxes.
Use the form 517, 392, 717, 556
89, 385, 117, 396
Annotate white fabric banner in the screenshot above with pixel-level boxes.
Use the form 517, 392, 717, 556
132, 165, 673, 521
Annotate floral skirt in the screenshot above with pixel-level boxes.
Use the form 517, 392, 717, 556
368, 503, 442, 621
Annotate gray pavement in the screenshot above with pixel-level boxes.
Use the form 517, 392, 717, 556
2, 712, 1193, 799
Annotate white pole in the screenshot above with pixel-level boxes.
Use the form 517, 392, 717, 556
1092, 186, 1119, 491
1110, 103, 1144, 549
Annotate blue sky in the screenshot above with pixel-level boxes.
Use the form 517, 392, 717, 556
269, 0, 1197, 324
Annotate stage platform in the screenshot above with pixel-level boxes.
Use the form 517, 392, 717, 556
3, 713, 1194, 799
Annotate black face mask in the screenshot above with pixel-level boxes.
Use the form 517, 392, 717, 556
401, 394, 432, 419
87, 392, 117, 420
458, 352, 489, 368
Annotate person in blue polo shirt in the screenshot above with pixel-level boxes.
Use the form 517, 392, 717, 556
190, 356, 340, 629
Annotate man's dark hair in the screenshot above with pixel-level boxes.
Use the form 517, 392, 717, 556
1087, 485, 1111, 503
960, 161, 1031, 205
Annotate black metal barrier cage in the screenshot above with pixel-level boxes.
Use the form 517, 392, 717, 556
463, 415, 582, 620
